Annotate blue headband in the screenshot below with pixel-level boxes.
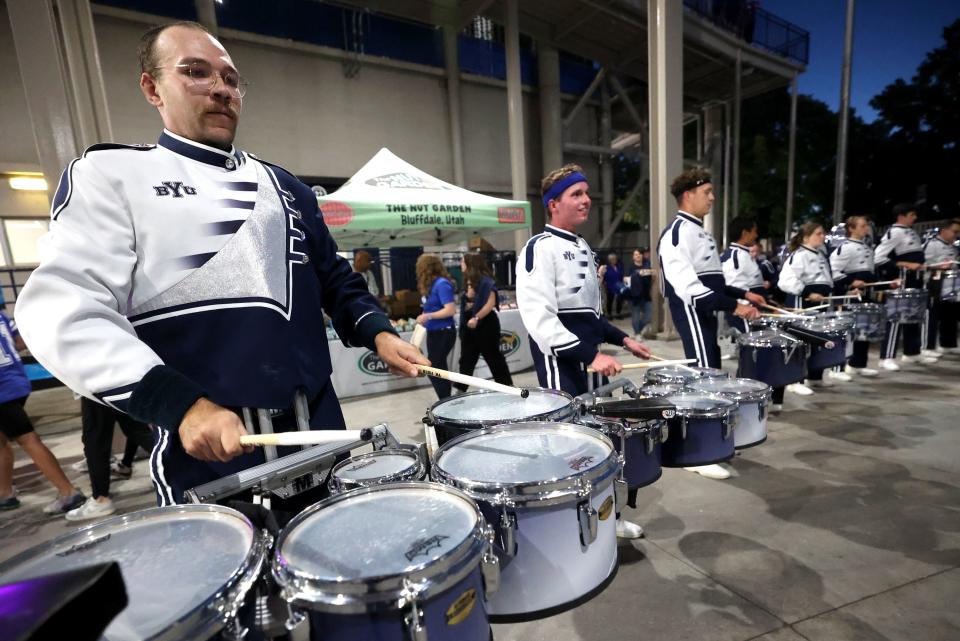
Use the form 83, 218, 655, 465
542, 172, 589, 210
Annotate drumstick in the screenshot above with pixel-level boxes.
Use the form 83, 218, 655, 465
860, 280, 899, 288
758, 304, 804, 318
588, 358, 697, 373
240, 429, 371, 447
648, 353, 699, 374
416, 364, 529, 398
760, 312, 803, 319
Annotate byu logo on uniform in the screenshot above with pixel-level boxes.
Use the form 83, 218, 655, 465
153, 181, 197, 198
562, 250, 575, 260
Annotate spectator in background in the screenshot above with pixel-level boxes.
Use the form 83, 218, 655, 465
353, 250, 381, 298
415, 254, 458, 399
628, 248, 653, 339
602, 253, 626, 319
64, 398, 156, 521
455, 253, 513, 391
0, 311, 85, 513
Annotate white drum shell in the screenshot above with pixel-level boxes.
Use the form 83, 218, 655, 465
733, 399, 767, 448
485, 483, 617, 617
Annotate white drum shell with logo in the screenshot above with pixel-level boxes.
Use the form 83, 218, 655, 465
687, 378, 771, 449
431, 423, 619, 620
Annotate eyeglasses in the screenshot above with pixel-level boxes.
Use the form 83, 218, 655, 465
155, 60, 249, 98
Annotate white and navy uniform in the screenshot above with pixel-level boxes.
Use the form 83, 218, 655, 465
516, 224, 628, 395
777, 245, 834, 308
778, 245, 834, 380
830, 238, 876, 368
15, 130, 393, 504
721, 242, 765, 333
659, 212, 746, 368
923, 235, 959, 350
874, 224, 925, 358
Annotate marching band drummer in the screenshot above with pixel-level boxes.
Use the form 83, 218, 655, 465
659, 169, 761, 479
922, 219, 960, 355
830, 215, 882, 377
14, 22, 428, 508
516, 163, 652, 539
777, 222, 836, 392
874, 204, 940, 369
720, 217, 788, 411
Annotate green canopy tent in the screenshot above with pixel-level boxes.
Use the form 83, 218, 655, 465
316, 148, 531, 248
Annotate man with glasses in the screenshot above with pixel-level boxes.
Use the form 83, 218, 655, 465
16, 21, 427, 506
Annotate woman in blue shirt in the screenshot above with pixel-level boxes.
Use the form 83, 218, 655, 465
415, 254, 458, 398
602, 253, 626, 319
456, 253, 513, 391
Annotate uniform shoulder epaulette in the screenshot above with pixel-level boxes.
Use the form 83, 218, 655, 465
245, 152, 292, 175
82, 142, 156, 157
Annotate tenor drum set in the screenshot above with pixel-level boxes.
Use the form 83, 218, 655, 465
1, 367, 786, 640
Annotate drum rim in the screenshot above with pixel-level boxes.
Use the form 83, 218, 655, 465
576, 411, 668, 436
634, 383, 685, 398
788, 317, 853, 334
0, 504, 267, 641
272, 481, 488, 613
686, 377, 772, 402
663, 392, 739, 418
431, 422, 620, 508
328, 448, 425, 493
738, 329, 808, 349
425, 388, 574, 427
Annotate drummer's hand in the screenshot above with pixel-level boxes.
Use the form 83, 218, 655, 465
467, 316, 479, 329
745, 291, 766, 306
622, 337, 651, 359
375, 331, 428, 377
178, 398, 252, 463
734, 302, 760, 320
807, 293, 824, 302
891, 279, 902, 288
590, 353, 622, 377
850, 279, 866, 289
902, 262, 924, 271
415, 313, 429, 325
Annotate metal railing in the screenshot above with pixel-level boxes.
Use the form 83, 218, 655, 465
684, 0, 810, 65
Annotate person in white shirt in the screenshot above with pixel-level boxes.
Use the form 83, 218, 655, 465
830, 215, 882, 377
778, 222, 835, 392
874, 204, 938, 367
922, 219, 960, 354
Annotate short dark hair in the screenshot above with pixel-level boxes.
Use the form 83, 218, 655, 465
892, 203, 917, 219
729, 216, 757, 242
670, 167, 712, 202
138, 21, 211, 76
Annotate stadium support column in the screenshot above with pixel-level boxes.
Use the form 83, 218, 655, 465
647, 0, 683, 338
538, 43, 562, 233
443, 26, 465, 187
505, 0, 530, 249
8, 0, 111, 198
785, 74, 798, 242
833, 0, 855, 224
731, 49, 742, 221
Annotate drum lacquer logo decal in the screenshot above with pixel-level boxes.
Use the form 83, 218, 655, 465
345, 459, 377, 472
358, 351, 392, 376
598, 496, 614, 521
567, 455, 595, 471
499, 331, 521, 357
405, 534, 449, 561
446, 588, 477, 625
56, 533, 111, 557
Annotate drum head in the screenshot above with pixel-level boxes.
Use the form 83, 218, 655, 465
280, 485, 478, 582
637, 383, 684, 397
429, 389, 570, 424
688, 377, 771, 401
738, 329, 796, 348
436, 423, 613, 486
333, 451, 417, 482
646, 365, 702, 384
0, 506, 257, 641
666, 392, 737, 415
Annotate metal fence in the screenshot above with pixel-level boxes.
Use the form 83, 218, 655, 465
684, 0, 810, 65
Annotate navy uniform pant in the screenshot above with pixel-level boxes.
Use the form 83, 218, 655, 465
669, 299, 721, 368
530, 339, 607, 397
881, 321, 922, 359
925, 300, 959, 349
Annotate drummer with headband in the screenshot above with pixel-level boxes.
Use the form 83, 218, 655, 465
874, 203, 939, 368
922, 219, 960, 355
830, 215, 882, 377
659, 169, 761, 480
517, 164, 651, 538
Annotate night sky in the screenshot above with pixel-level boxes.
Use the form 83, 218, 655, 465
760, 0, 959, 122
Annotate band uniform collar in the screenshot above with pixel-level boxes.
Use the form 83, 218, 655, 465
677, 211, 703, 227
158, 129, 245, 171
544, 224, 579, 242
